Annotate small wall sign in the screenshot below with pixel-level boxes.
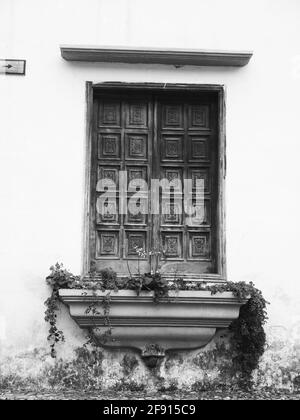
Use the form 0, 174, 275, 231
0, 59, 26, 75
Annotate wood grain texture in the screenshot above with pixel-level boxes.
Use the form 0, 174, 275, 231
83, 83, 227, 281
82, 82, 93, 275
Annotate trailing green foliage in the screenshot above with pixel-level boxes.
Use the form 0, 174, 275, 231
44, 264, 268, 386
84, 291, 113, 346
88, 268, 172, 302
116, 271, 170, 303
44, 290, 64, 358
44, 263, 80, 357
208, 281, 269, 387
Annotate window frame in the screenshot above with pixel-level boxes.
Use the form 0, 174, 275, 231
83, 82, 226, 282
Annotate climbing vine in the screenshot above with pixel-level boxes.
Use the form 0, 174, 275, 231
44, 263, 268, 386
84, 291, 113, 347
207, 281, 269, 387
44, 263, 80, 357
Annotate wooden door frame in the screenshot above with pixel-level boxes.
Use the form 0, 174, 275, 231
83, 82, 227, 282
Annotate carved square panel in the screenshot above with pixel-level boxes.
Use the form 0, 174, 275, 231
188, 232, 210, 259
126, 103, 148, 128
186, 199, 211, 227
188, 136, 209, 161
97, 231, 119, 258
127, 166, 148, 188
98, 133, 121, 160
125, 134, 148, 160
162, 105, 183, 128
162, 232, 183, 259
189, 168, 210, 193
126, 231, 147, 258
99, 102, 121, 127
163, 168, 183, 185
188, 105, 210, 129
96, 195, 119, 224
97, 166, 119, 190
161, 201, 182, 225
126, 197, 147, 225
162, 135, 183, 161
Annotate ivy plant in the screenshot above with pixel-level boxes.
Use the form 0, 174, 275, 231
44, 263, 80, 357
207, 281, 269, 388
44, 263, 268, 387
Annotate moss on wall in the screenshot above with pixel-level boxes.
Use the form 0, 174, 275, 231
1, 326, 300, 393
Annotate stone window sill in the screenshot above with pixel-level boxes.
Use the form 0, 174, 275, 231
59, 289, 247, 358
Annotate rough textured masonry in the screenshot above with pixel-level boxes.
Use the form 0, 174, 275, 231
1, 320, 300, 392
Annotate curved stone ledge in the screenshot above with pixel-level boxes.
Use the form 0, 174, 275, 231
59, 289, 247, 355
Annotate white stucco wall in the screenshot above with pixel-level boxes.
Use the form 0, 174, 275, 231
0, 0, 300, 381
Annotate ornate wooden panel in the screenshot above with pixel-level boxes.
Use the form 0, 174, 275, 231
126, 102, 148, 128
127, 166, 148, 185
163, 167, 183, 184
92, 94, 152, 275
99, 101, 121, 127
189, 168, 210, 193
97, 165, 120, 189
96, 231, 119, 258
188, 135, 210, 162
162, 232, 183, 259
162, 135, 184, 161
91, 91, 218, 276
98, 133, 121, 160
96, 195, 119, 225
161, 202, 182, 225
162, 105, 184, 129
186, 199, 211, 227
126, 231, 148, 259
125, 133, 148, 160
126, 201, 147, 225
155, 95, 217, 275
188, 232, 210, 259
188, 105, 210, 130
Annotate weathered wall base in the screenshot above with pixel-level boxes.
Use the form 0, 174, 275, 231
254, 325, 300, 390
1, 325, 300, 392
1, 0, 300, 396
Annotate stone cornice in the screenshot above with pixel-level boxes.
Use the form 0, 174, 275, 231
60, 45, 253, 67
